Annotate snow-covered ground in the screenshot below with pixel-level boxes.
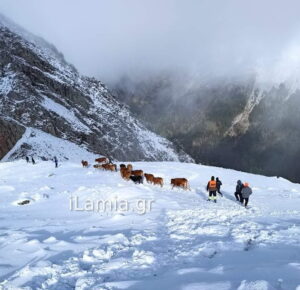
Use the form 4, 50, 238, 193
0, 160, 300, 289
1, 128, 96, 162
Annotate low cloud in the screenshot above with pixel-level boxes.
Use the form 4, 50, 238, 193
1, 0, 300, 84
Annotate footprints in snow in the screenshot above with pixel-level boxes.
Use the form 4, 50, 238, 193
12, 186, 54, 206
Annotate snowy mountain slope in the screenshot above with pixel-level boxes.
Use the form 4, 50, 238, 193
0, 161, 300, 289
1, 127, 97, 162
0, 15, 192, 162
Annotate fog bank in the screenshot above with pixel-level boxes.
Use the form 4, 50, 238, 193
1, 0, 300, 84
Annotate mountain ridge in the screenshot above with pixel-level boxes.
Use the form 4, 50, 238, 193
0, 16, 193, 163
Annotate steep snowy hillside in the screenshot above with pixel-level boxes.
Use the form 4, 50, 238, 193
0, 161, 300, 289
0, 15, 192, 162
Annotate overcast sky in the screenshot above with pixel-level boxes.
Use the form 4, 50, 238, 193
1, 0, 300, 84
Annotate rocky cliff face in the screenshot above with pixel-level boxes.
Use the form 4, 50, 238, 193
112, 72, 300, 182
0, 117, 25, 159
0, 16, 192, 162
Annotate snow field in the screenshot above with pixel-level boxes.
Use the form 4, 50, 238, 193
0, 160, 299, 289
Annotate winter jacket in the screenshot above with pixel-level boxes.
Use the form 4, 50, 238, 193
207, 180, 217, 192
216, 180, 222, 189
235, 181, 244, 194
241, 186, 252, 198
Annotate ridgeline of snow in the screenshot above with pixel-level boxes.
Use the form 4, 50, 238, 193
0, 13, 77, 76
0, 161, 300, 289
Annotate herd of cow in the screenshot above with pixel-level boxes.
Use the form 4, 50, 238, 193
81, 157, 191, 190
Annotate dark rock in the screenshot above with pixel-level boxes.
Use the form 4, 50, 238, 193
18, 200, 30, 205
0, 117, 25, 159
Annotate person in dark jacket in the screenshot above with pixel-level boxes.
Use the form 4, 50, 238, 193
26, 156, 29, 163
241, 182, 252, 208
216, 177, 223, 197
234, 180, 243, 202
31, 157, 35, 164
207, 176, 217, 203
54, 156, 58, 168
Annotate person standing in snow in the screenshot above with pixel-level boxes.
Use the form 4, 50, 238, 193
241, 182, 252, 208
216, 177, 223, 197
26, 156, 29, 163
31, 157, 35, 164
207, 176, 217, 203
54, 156, 58, 168
234, 180, 244, 202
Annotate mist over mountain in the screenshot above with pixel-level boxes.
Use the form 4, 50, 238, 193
1, 0, 300, 83
112, 70, 300, 182
1, 1, 300, 180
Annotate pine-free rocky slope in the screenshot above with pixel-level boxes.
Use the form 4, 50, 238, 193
0, 15, 192, 163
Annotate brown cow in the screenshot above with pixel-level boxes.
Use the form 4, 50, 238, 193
120, 164, 126, 169
171, 178, 190, 190
102, 164, 117, 171
153, 177, 163, 187
81, 160, 89, 167
93, 164, 103, 169
144, 173, 154, 184
123, 171, 131, 180
127, 164, 133, 171
121, 167, 129, 176
120, 168, 131, 180
95, 157, 108, 163
101, 164, 109, 170
131, 170, 144, 177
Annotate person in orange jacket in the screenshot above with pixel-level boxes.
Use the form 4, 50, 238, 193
207, 176, 217, 203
